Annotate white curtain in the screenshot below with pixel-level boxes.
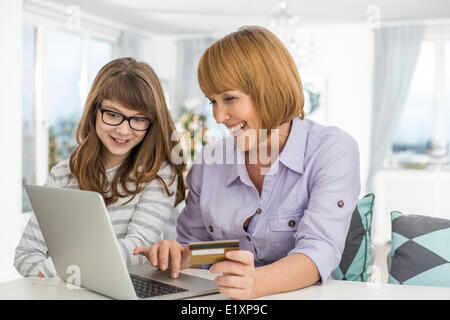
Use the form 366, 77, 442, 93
366, 25, 426, 193
367, 25, 426, 245
172, 37, 216, 119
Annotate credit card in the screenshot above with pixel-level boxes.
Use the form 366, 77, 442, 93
189, 240, 240, 265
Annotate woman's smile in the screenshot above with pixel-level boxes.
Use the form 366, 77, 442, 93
227, 120, 248, 137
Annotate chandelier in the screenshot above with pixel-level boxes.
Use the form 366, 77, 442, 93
269, 1, 316, 66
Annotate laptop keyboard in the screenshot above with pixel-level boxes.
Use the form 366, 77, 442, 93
129, 274, 188, 298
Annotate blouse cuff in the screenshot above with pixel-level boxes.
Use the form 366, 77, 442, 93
288, 241, 340, 285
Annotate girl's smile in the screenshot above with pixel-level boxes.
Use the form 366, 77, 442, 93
109, 136, 131, 145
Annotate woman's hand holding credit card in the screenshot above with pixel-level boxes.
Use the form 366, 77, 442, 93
135, 239, 256, 298
133, 239, 240, 278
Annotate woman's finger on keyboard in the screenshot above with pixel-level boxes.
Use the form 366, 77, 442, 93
148, 243, 160, 266
133, 246, 148, 257
169, 245, 181, 278
158, 240, 171, 271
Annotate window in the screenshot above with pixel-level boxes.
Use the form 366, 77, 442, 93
22, 24, 113, 213
391, 33, 450, 167
392, 42, 435, 156
446, 41, 450, 152
45, 28, 83, 169
88, 37, 113, 88
22, 24, 35, 212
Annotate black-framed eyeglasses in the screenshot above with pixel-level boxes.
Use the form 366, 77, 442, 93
99, 109, 151, 131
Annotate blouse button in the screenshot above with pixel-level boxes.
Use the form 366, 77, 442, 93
246, 235, 251, 241
338, 200, 344, 208
255, 208, 262, 214
208, 225, 213, 232
288, 220, 296, 227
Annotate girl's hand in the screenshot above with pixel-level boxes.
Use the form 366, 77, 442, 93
209, 250, 256, 299
133, 240, 191, 278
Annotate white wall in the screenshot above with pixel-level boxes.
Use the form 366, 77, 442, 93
373, 169, 450, 245
300, 23, 374, 194
0, 0, 24, 282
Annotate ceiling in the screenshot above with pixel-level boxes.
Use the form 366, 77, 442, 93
45, 0, 450, 35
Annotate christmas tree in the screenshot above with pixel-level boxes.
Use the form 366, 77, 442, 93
175, 109, 211, 166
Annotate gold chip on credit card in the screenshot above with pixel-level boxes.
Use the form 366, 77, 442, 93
189, 240, 240, 265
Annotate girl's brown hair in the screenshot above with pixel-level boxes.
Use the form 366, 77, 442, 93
198, 26, 305, 130
70, 57, 186, 207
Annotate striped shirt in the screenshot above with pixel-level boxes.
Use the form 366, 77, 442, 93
14, 159, 178, 277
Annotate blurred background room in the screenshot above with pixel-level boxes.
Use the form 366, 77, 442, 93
1, 0, 450, 283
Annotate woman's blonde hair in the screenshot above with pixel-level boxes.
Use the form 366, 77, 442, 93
70, 57, 186, 207
198, 26, 304, 130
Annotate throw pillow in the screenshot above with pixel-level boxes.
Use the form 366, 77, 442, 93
388, 211, 450, 287
332, 193, 375, 282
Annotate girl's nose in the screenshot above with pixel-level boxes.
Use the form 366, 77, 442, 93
116, 120, 133, 135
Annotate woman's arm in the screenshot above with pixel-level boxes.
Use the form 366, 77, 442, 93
211, 252, 319, 299
254, 254, 320, 296
212, 132, 361, 299
288, 133, 361, 283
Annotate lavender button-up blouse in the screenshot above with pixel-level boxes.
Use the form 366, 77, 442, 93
176, 116, 361, 283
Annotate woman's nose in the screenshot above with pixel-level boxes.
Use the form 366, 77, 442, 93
213, 103, 230, 124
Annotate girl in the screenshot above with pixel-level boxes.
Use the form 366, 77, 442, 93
15, 57, 186, 277
135, 26, 361, 299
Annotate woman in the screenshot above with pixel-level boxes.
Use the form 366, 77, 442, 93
14, 57, 186, 277
135, 26, 361, 299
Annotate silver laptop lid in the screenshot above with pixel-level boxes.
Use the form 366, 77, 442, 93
25, 185, 137, 300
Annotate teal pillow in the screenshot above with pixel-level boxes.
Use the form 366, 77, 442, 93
388, 211, 450, 287
332, 193, 375, 282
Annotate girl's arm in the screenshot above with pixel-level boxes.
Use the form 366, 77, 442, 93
176, 162, 213, 245
134, 161, 213, 278
14, 212, 56, 277
117, 164, 180, 265
14, 168, 60, 277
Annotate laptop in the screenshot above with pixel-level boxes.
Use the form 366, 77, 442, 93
25, 184, 219, 300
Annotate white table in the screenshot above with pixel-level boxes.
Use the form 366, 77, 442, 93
1, 268, 450, 300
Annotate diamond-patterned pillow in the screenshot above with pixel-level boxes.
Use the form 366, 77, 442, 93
332, 193, 375, 282
388, 211, 450, 287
